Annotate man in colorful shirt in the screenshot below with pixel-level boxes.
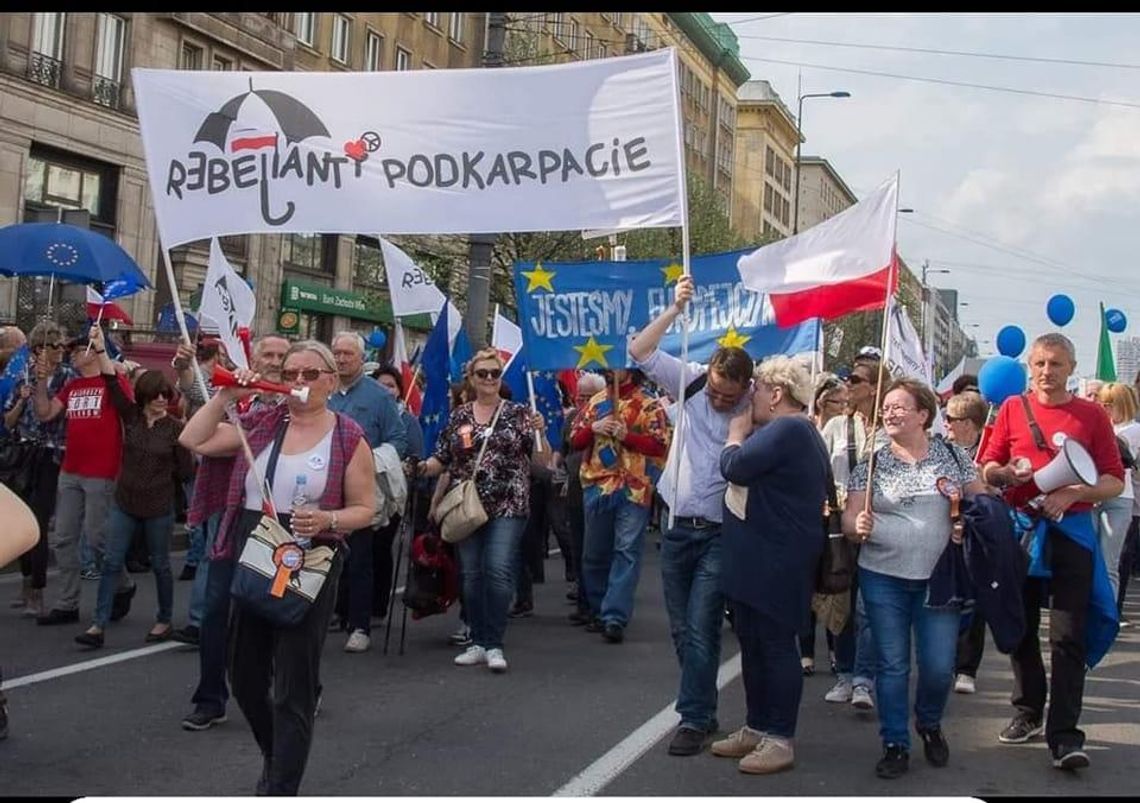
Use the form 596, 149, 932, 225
570, 368, 670, 644
34, 326, 135, 625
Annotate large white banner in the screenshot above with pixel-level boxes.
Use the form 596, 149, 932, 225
131, 50, 684, 247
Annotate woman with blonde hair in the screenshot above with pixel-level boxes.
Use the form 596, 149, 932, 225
180, 340, 376, 795
1095, 382, 1140, 604
711, 356, 830, 774
417, 347, 549, 672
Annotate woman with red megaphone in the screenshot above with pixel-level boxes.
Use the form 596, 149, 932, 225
179, 340, 376, 796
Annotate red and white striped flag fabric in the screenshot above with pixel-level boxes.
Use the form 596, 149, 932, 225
85, 286, 133, 325
393, 321, 422, 416
736, 175, 899, 327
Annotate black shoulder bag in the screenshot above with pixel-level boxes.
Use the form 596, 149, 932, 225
816, 459, 856, 595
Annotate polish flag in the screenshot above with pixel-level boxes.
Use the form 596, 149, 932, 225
86, 286, 133, 325
491, 308, 523, 368
737, 175, 899, 327
392, 321, 422, 416
230, 127, 278, 153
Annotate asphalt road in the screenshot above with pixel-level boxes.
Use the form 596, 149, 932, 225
2, 540, 1138, 797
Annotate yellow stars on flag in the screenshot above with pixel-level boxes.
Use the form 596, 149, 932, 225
573, 336, 614, 369
660, 262, 684, 285
717, 326, 751, 349
521, 262, 557, 293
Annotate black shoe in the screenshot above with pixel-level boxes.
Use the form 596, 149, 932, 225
508, 601, 534, 618
74, 630, 105, 649
181, 709, 227, 731
126, 559, 149, 574
170, 625, 200, 646
875, 744, 909, 779
568, 611, 592, 626
998, 716, 1043, 744
667, 725, 710, 756
110, 584, 137, 622
602, 622, 625, 643
584, 617, 605, 633
1052, 743, 1090, 771
178, 564, 197, 582
37, 608, 79, 626
917, 726, 950, 767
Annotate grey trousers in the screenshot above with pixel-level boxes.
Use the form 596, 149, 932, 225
52, 471, 130, 612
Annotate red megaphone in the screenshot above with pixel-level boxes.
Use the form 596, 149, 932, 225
211, 364, 310, 403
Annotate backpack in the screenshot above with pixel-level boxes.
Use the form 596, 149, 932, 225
1115, 434, 1137, 471
401, 532, 460, 620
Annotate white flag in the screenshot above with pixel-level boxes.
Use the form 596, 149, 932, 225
885, 302, 931, 385
380, 237, 447, 318
198, 238, 256, 370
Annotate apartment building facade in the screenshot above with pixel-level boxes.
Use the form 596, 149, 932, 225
794, 155, 858, 233
731, 80, 798, 242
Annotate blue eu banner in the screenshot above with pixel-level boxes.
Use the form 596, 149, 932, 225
512, 249, 820, 370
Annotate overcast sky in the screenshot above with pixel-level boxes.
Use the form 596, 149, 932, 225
712, 12, 1140, 376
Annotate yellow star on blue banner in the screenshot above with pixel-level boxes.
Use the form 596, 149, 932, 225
717, 326, 751, 349
521, 262, 557, 293
661, 263, 684, 285
573, 336, 614, 369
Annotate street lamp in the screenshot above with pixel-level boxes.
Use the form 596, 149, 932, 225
793, 90, 851, 235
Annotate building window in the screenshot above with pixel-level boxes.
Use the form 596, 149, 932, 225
763, 183, 773, 213
24, 146, 119, 232
424, 12, 441, 29
331, 15, 351, 64
585, 32, 595, 59
549, 12, 565, 43
365, 31, 383, 71
568, 19, 580, 54
353, 237, 384, 288
448, 13, 464, 44
212, 55, 231, 71
613, 12, 624, 30
395, 47, 411, 71
781, 160, 792, 192
29, 12, 66, 89
283, 233, 335, 274
295, 12, 315, 46
93, 13, 125, 109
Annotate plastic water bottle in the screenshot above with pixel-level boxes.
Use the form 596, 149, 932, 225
292, 474, 313, 548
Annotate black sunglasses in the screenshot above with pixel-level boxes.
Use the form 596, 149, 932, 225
282, 368, 334, 382
845, 374, 869, 386
474, 368, 503, 380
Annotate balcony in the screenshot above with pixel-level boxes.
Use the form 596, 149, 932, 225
28, 52, 63, 89
92, 75, 121, 110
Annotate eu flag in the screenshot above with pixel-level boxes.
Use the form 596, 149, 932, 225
419, 301, 452, 457
502, 348, 565, 450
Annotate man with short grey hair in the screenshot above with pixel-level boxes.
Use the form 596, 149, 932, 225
329, 331, 407, 654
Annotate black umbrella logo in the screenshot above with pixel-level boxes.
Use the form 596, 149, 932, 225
193, 78, 330, 151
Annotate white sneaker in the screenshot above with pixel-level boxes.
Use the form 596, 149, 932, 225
824, 678, 853, 703
954, 673, 976, 694
454, 645, 487, 666
486, 648, 508, 673
851, 683, 875, 710
344, 629, 371, 653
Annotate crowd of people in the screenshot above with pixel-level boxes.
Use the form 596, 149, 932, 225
1, 278, 1137, 790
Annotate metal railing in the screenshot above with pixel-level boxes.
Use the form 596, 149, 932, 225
27, 52, 62, 89
92, 75, 121, 109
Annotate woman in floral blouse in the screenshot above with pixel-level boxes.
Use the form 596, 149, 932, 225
417, 348, 549, 673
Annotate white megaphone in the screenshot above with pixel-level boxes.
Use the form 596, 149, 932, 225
1024, 437, 1098, 520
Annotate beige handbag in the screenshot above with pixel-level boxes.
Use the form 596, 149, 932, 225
438, 402, 503, 544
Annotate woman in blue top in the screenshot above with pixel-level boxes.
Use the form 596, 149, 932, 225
711, 356, 829, 775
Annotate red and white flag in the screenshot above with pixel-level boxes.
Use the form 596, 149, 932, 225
85, 286, 133, 325
491, 308, 523, 368
736, 175, 899, 327
392, 321, 422, 416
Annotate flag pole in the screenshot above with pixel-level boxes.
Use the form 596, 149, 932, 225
83, 305, 106, 356
862, 171, 902, 517
665, 47, 692, 533
500, 302, 542, 452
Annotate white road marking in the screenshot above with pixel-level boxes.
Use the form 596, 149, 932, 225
2, 642, 183, 691
553, 652, 742, 797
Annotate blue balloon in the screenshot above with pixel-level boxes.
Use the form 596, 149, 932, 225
367, 330, 387, 350
1106, 308, 1127, 334
978, 356, 1027, 405
996, 325, 1026, 358
1046, 294, 1075, 327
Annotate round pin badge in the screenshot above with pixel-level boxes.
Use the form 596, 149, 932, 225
1052, 432, 1068, 448
307, 454, 327, 471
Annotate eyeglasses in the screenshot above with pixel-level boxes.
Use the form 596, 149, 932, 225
281, 368, 334, 382
473, 368, 503, 381
36, 342, 64, 351
881, 404, 916, 416
945, 415, 968, 423
845, 375, 869, 386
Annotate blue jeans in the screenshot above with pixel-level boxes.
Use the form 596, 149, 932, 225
834, 579, 878, 688
860, 567, 960, 750
187, 513, 221, 628
184, 478, 205, 567
582, 494, 650, 627
660, 522, 723, 730
1097, 495, 1132, 601
730, 598, 803, 739
191, 552, 236, 716
456, 516, 526, 650
94, 504, 174, 629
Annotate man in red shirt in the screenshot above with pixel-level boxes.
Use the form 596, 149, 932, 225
979, 332, 1124, 771
34, 325, 136, 625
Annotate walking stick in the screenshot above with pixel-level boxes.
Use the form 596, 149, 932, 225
383, 484, 414, 655
397, 484, 420, 656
